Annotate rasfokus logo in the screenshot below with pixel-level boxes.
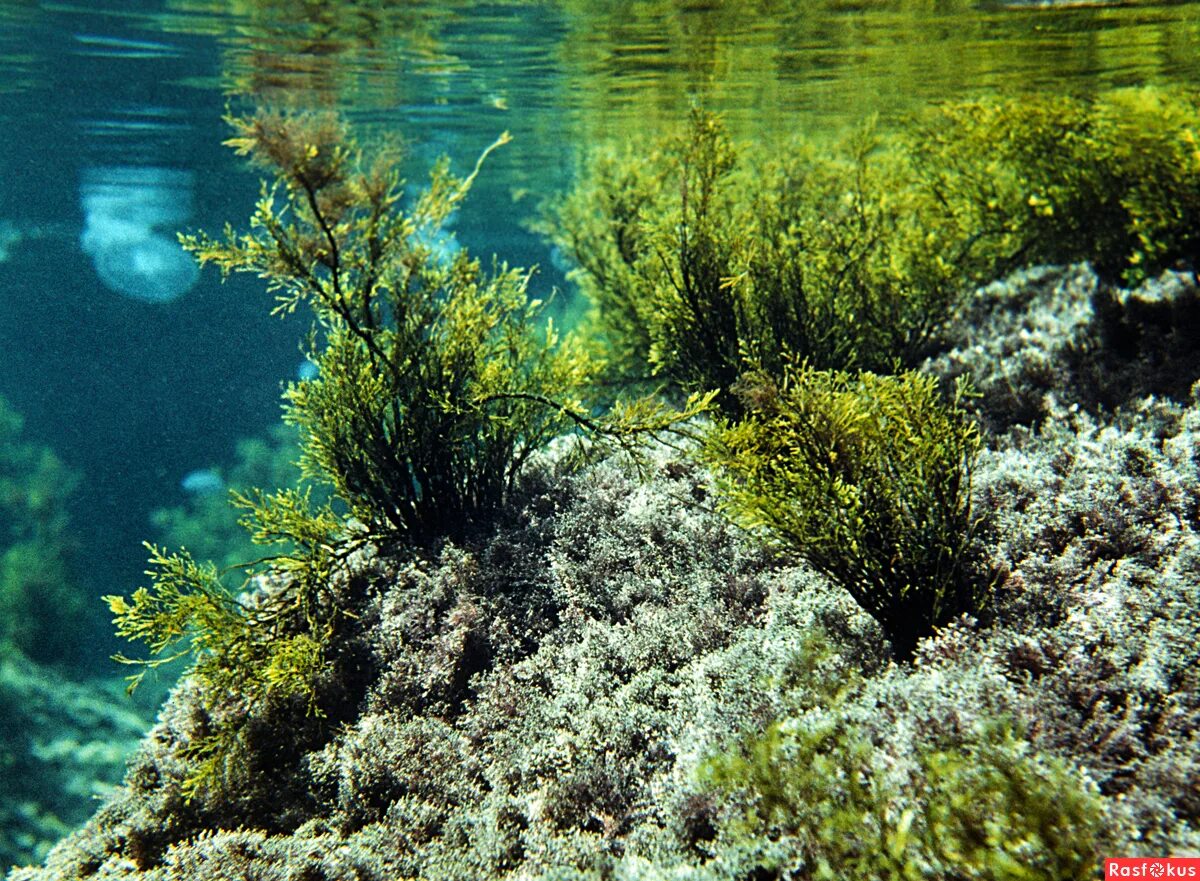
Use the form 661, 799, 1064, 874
1106, 858, 1200, 878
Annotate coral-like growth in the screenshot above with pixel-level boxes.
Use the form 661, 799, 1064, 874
703, 364, 987, 660
926, 264, 1200, 432
14, 393, 1200, 877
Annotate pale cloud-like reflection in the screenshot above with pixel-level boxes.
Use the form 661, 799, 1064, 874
79, 167, 199, 303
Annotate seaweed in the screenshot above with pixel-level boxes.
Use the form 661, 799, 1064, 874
104, 110, 708, 799
702, 365, 988, 660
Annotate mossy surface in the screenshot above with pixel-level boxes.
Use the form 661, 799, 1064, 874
15, 373, 1200, 876
704, 646, 1108, 881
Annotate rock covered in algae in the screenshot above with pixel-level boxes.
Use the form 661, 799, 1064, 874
10, 264, 1200, 879
1, 647, 150, 874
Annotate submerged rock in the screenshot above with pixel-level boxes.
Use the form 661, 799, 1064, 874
926, 263, 1200, 432
11, 263, 1200, 879
0, 647, 150, 874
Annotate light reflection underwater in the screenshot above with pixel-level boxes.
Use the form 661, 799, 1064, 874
79, 167, 199, 303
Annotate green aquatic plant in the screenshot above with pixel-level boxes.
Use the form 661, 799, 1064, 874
702, 364, 986, 660
704, 641, 1107, 881
0, 395, 95, 666
184, 110, 704, 541
549, 89, 1200, 407
106, 110, 707, 798
107, 487, 342, 796
545, 110, 961, 408
906, 87, 1200, 287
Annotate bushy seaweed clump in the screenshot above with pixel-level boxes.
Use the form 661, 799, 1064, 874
547, 89, 1200, 405
702, 637, 1108, 881
544, 110, 961, 407
104, 111, 706, 799
186, 112, 705, 541
703, 365, 985, 660
908, 88, 1200, 288
545, 110, 999, 658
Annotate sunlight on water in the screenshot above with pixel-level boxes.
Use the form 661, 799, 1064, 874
161, 0, 1200, 138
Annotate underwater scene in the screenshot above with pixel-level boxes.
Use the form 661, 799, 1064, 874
2, 0, 1200, 877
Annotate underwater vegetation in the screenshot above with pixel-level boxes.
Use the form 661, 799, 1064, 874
102, 109, 707, 798
543, 87, 1200, 659
182, 110, 704, 543
78, 167, 200, 304
0, 398, 150, 871
0, 394, 98, 668
546, 89, 1200, 403
0, 645, 149, 872
702, 366, 986, 661
12, 86, 1200, 879
905, 89, 1200, 288
17, 337, 1200, 877
151, 423, 313, 574
702, 636, 1109, 881
543, 109, 962, 404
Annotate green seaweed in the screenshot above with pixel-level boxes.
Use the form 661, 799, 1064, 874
105, 110, 708, 799
184, 110, 705, 541
544, 109, 962, 409
0, 395, 94, 667
701, 364, 986, 660
548, 89, 1200, 407
702, 637, 1107, 881
907, 87, 1200, 288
